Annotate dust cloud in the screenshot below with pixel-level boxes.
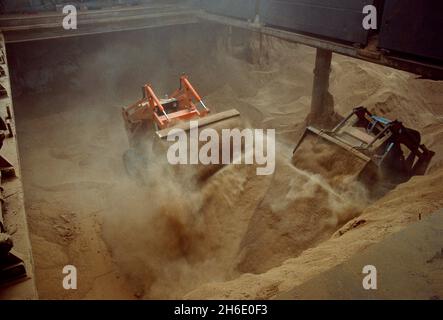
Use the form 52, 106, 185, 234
102, 156, 207, 298
101, 132, 370, 298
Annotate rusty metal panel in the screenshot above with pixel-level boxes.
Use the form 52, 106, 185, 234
379, 0, 443, 62
261, 0, 372, 45
203, 0, 257, 21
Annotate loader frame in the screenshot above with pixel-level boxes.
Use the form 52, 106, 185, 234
294, 106, 435, 179
122, 74, 210, 132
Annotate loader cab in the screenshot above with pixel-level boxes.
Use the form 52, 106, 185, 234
159, 97, 179, 115
352, 116, 432, 179
150, 97, 179, 117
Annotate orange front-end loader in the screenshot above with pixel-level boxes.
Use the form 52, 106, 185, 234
121, 74, 241, 181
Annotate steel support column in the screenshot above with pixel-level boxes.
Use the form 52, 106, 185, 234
309, 48, 334, 126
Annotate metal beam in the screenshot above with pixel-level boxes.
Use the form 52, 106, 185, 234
1, 6, 442, 79
310, 48, 333, 123
198, 12, 443, 80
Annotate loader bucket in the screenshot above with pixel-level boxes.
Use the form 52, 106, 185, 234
155, 109, 242, 139
153, 109, 244, 182
292, 126, 380, 189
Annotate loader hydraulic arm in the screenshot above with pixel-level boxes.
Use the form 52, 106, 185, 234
143, 84, 170, 127
179, 75, 210, 113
